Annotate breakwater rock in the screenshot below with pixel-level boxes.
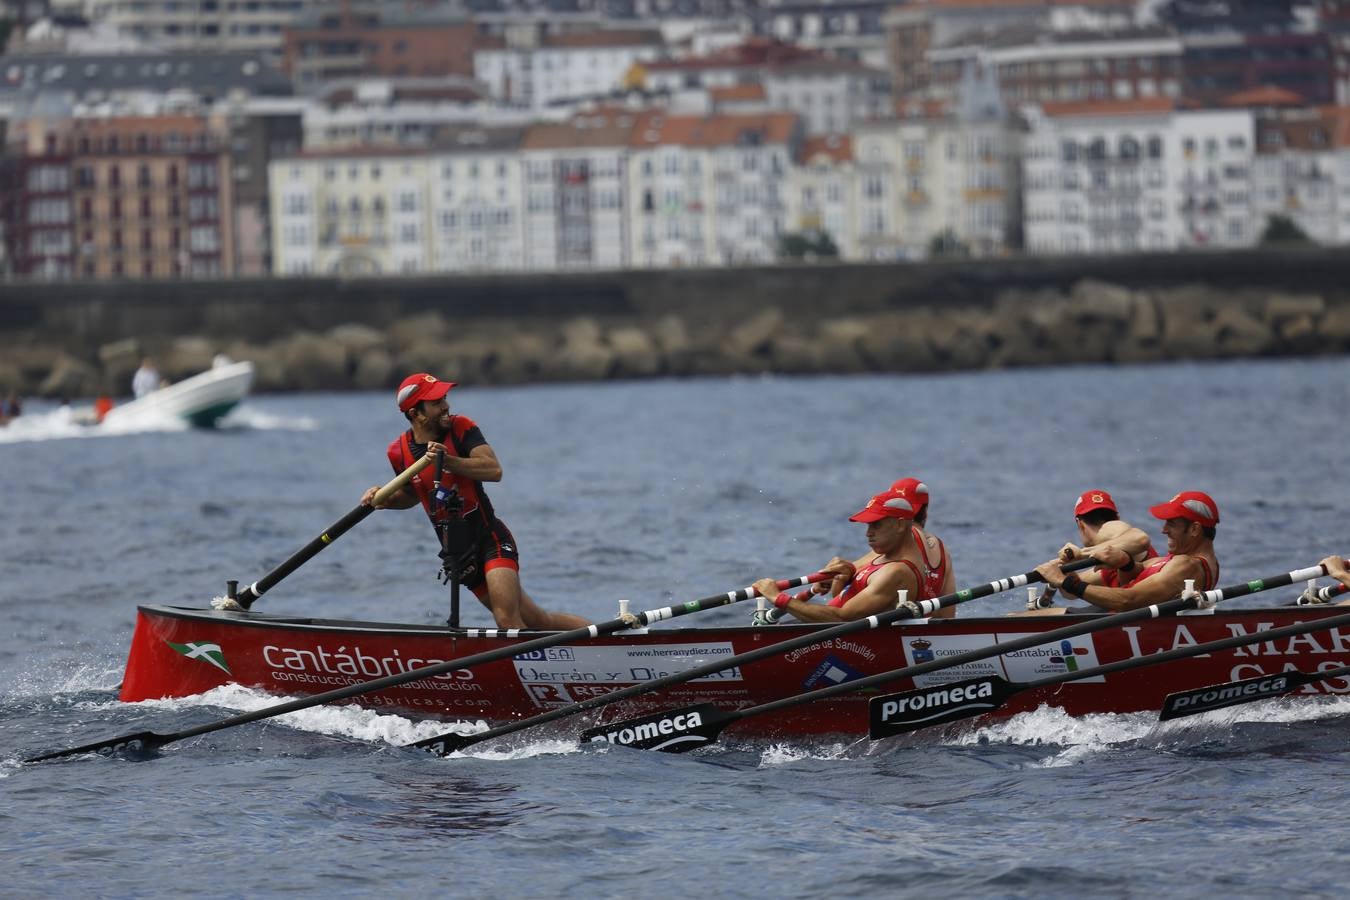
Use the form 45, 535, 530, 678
2, 252, 1349, 398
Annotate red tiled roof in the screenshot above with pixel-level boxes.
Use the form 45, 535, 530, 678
1039, 96, 1174, 118
1220, 84, 1305, 108
709, 83, 767, 102
628, 110, 799, 148
801, 134, 852, 163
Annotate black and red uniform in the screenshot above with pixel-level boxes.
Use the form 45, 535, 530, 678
386, 414, 519, 595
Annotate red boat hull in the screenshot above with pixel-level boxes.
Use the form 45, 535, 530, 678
121, 605, 1350, 739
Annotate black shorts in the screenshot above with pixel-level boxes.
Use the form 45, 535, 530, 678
443, 517, 519, 594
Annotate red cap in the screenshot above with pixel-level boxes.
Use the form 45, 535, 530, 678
849, 488, 919, 523
1074, 489, 1117, 517
1149, 491, 1219, 527
396, 373, 456, 413
888, 477, 930, 513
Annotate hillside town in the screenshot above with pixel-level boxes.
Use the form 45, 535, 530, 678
0, 0, 1347, 279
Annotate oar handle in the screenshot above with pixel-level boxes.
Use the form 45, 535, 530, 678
235, 455, 433, 609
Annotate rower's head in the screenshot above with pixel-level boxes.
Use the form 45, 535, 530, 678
1073, 489, 1118, 542
396, 373, 456, 429
889, 477, 929, 526
850, 488, 918, 552
1150, 491, 1219, 552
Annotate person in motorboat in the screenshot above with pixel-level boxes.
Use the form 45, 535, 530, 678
752, 485, 949, 623
132, 358, 160, 398
1031, 490, 1221, 614
360, 373, 590, 631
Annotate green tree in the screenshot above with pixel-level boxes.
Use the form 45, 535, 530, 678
928, 228, 970, 258
777, 230, 839, 261
1260, 214, 1314, 245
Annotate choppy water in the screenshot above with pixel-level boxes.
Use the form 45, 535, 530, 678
3, 360, 1350, 897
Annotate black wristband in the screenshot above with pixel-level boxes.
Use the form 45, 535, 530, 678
1061, 574, 1088, 599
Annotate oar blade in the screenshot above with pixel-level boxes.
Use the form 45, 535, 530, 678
25, 730, 166, 764
580, 704, 732, 753
407, 730, 482, 757
1158, 672, 1306, 721
869, 676, 1013, 738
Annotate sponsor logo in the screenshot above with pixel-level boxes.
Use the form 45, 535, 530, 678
262, 643, 476, 684
909, 638, 934, 664
876, 679, 997, 725
803, 654, 865, 690
166, 640, 230, 674
1049, 639, 1089, 672
587, 710, 706, 750
1170, 675, 1290, 710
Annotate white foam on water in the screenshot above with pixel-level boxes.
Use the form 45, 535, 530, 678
758, 740, 854, 766
0, 403, 316, 443
215, 406, 318, 432
945, 704, 1153, 768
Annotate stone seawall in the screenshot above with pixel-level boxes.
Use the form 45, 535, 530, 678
2, 248, 1348, 398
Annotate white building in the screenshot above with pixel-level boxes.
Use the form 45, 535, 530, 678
787, 134, 861, 259
270, 148, 432, 276
1251, 106, 1350, 245
626, 110, 803, 267
474, 30, 665, 110
427, 127, 528, 272
1022, 98, 1255, 254
86, 0, 314, 52
519, 108, 636, 270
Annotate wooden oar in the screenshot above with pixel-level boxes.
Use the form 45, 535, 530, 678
868, 562, 1335, 738
1158, 609, 1350, 720
407, 556, 1101, 756
230, 455, 433, 609
598, 562, 1329, 751
24, 573, 827, 764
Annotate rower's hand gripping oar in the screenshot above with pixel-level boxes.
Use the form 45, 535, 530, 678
24, 573, 828, 764
410, 556, 1100, 756
868, 562, 1334, 738
222, 454, 434, 610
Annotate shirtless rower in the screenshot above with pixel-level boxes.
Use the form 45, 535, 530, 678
753, 486, 950, 623
1031, 490, 1221, 614
1022, 490, 1158, 612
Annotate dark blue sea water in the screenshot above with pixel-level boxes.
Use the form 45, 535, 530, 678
3, 359, 1350, 897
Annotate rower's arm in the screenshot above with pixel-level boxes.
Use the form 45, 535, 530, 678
782, 564, 916, 624
1079, 521, 1151, 562
1072, 556, 1204, 612
445, 443, 503, 483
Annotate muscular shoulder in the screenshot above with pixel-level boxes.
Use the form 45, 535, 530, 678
385, 433, 409, 471
452, 415, 487, 452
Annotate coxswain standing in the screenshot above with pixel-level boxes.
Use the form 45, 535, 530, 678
361, 373, 590, 631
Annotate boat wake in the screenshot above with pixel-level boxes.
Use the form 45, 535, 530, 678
946, 694, 1350, 767
0, 404, 316, 443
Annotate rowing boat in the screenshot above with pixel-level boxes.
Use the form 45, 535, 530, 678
120, 602, 1350, 738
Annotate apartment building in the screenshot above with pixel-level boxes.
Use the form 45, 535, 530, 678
786, 134, 860, 258
474, 29, 664, 110
519, 108, 636, 270
282, 2, 477, 92
86, 0, 313, 52
1, 111, 235, 279
427, 127, 527, 272
882, 0, 1135, 98
1022, 98, 1255, 254
1251, 106, 1350, 244
270, 147, 431, 276
927, 26, 1184, 106
626, 110, 802, 267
